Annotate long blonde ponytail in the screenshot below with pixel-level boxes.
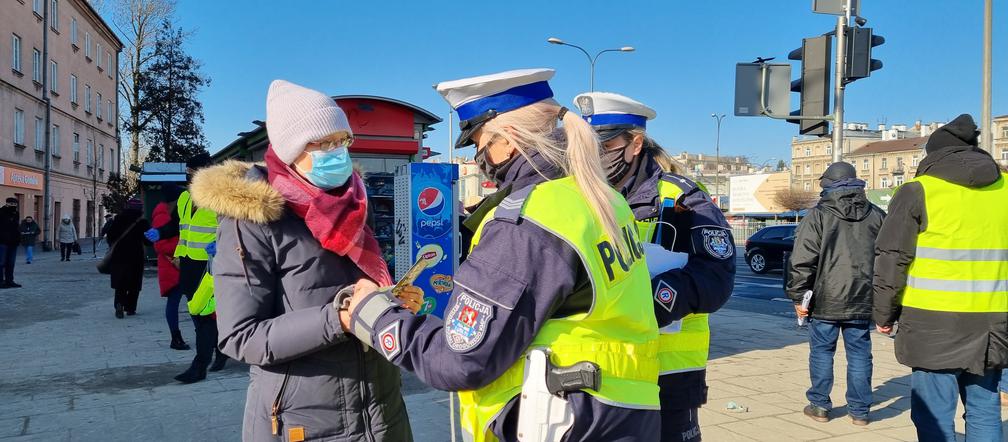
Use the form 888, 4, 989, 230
480, 99, 626, 248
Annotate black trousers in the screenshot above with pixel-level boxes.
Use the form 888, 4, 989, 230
191, 315, 218, 370
114, 288, 140, 313
60, 242, 73, 260
660, 407, 701, 442
3, 244, 16, 283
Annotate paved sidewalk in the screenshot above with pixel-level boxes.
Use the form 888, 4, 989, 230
0, 251, 1003, 441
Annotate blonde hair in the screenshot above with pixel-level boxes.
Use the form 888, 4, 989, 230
626, 128, 678, 174
481, 99, 625, 249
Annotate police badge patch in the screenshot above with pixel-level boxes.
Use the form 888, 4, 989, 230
701, 228, 734, 259
654, 280, 677, 313
445, 293, 494, 353
377, 321, 401, 360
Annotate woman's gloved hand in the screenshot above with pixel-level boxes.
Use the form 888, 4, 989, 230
393, 285, 424, 314
144, 228, 160, 242
205, 241, 217, 257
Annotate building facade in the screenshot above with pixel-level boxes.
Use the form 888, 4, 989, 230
0, 0, 121, 245
848, 137, 927, 190
994, 114, 1008, 168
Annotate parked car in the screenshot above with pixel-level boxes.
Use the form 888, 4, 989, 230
744, 224, 797, 274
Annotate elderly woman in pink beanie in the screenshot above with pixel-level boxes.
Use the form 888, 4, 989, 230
189, 80, 414, 441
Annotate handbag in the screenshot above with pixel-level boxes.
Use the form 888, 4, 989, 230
96, 219, 143, 274
72, 241, 82, 254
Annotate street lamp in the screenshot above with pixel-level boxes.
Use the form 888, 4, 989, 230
547, 37, 634, 92
711, 113, 726, 199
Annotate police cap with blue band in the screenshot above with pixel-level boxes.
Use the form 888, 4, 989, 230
573, 92, 657, 142
436, 69, 556, 148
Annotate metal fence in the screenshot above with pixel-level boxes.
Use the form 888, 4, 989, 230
728, 218, 797, 246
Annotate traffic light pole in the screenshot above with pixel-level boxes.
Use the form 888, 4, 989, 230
831, 1, 851, 164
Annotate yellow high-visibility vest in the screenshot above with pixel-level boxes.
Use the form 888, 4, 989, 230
174, 190, 217, 261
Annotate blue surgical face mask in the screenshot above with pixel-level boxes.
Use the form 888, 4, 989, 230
301, 147, 353, 190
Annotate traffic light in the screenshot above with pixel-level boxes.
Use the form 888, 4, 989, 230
845, 27, 884, 83
787, 35, 832, 137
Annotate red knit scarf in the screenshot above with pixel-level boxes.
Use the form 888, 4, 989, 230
265, 146, 392, 286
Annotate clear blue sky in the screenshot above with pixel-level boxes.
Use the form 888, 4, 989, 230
170, 0, 1006, 165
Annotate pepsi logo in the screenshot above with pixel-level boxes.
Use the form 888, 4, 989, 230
417, 187, 445, 216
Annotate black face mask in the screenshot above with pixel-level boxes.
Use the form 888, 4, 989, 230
474, 143, 519, 184
601, 144, 633, 184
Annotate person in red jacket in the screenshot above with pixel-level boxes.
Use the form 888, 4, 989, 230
152, 186, 190, 350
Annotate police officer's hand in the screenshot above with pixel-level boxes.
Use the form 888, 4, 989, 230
394, 285, 424, 314
205, 241, 217, 257
144, 228, 160, 242
794, 303, 809, 318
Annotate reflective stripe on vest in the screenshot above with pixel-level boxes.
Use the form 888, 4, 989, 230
459, 177, 660, 442
174, 191, 217, 261
902, 173, 1008, 313
635, 176, 711, 375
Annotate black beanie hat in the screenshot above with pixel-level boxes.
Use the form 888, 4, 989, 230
925, 114, 979, 154
819, 161, 857, 188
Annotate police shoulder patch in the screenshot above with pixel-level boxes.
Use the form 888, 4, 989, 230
654, 280, 678, 313
377, 321, 401, 360
701, 228, 734, 260
445, 292, 494, 353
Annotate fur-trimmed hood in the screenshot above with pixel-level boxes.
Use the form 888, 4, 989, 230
190, 161, 286, 224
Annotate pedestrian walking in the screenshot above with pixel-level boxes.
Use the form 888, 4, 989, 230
786, 161, 884, 426
0, 198, 22, 288
57, 215, 78, 262
873, 114, 1008, 441
105, 201, 150, 318
574, 92, 735, 442
194, 79, 412, 441
19, 216, 40, 264
343, 69, 663, 442
150, 187, 190, 350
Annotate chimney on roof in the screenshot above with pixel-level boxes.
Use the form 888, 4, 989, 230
877, 124, 886, 131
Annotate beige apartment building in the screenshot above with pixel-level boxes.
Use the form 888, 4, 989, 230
790, 133, 879, 192
995, 114, 1008, 167
848, 137, 927, 189
0, 0, 121, 245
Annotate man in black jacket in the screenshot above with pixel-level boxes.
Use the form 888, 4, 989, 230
873, 114, 1007, 441
788, 161, 885, 426
0, 198, 22, 288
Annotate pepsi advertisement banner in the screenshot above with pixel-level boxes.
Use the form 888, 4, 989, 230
395, 163, 459, 318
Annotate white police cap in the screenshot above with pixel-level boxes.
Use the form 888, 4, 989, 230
435, 68, 555, 147
573, 92, 656, 141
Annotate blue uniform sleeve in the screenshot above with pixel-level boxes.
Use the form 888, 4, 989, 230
650, 190, 735, 325
350, 218, 584, 391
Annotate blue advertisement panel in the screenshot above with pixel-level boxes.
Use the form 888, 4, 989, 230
407, 163, 458, 318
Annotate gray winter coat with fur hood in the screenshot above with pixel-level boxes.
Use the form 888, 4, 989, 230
191, 161, 412, 442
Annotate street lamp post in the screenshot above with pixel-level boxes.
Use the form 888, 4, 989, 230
711, 113, 726, 201
547, 38, 634, 92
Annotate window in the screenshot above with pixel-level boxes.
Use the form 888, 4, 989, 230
761, 227, 791, 240
1001, 126, 1008, 139
72, 133, 80, 162
106, 99, 113, 122
106, 53, 112, 76
1002, 149, 1008, 161
96, 43, 102, 69
804, 182, 811, 191
86, 139, 94, 165
912, 155, 919, 167
69, 74, 77, 103
826, 145, 833, 155
71, 18, 77, 45
49, 60, 57, 93
11, 34, 21, 72
804, 164, 810, 175
98, 143, 104, 168
51, 124, 59, 155
895, 175, 905, 187
84, 84, 91, 112
13, 109, 25, 146
881, 157, 888, 169
862, 159, 869, 171
84, 32, 91, 59
34, 117, 44, 150
32, 48, 41, 82
805, 147, 811, 157
96, 92, 102, 119
50, 0, 59, 31
33, 0, 42, 15
881, 177, 890, 188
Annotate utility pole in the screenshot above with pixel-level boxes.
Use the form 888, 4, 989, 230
711, 114, 726, 200
982, 0, 993, 152
42, 0, 53, 251
831, 0, 852, 163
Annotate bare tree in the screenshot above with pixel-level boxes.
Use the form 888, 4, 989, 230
773, 188, 819, 221
112, 0, 176, 171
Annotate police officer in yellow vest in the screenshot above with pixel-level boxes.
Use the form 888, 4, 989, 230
874, 114, 1008, 441
575, 92, 736, 442
146, 188, 227, 383
341, 69, 662, 442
